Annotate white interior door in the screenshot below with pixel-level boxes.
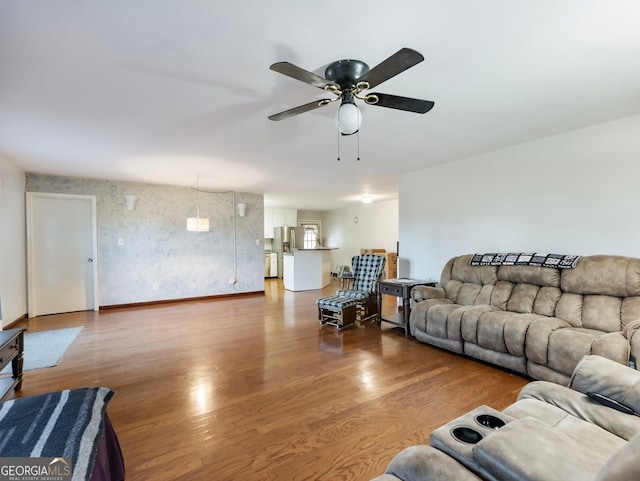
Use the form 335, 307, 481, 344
27, 193, 99, 317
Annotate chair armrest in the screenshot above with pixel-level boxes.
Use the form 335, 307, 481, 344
411, 286, 445, 302
569, 355, 640, 417
385, 445, 483, 481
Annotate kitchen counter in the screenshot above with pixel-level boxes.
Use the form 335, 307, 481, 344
283, 248, 335, 291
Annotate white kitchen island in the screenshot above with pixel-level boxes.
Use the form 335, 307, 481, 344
283, 248, 335, 291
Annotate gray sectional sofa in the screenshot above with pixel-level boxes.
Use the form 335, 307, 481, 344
409, 254, 640, 384
370, 355, 640, 481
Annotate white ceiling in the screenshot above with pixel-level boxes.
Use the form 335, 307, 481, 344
1, 1, 639, 210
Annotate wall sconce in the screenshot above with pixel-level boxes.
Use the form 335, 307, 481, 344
237, 203, 247, 217
124, 194, 138, 211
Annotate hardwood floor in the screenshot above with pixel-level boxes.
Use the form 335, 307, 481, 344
11, 279, 529, 480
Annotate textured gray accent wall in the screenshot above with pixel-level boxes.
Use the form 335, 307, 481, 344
26, 174, 264, 306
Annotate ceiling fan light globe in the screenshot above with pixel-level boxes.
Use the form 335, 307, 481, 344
335, 103, 362, 135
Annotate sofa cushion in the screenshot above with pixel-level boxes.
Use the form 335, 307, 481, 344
457, 283, 484, 305
475, 284, 494, 305
409, 299, 453, 331
467, 311, 544, 356
506, 283, 540, 313
504, 397, 629, 453
583, 295, 623, 332
472, 417, 606, 481
410, 298, 453, 333
517, 377, 640, 441
503, 397, 628, 466
555, 292, 584, 327
594, 432, 640, 481
548, 328, 605, 376
590, 332, 630, 366
448, 254, 498, 285
621, 297, 640, 328
447, 305, 499, 341
444, 279, 464, 302
497, 264, 561, 287
532, 286, 563, 316
490, 281, 514, 310
426, 304, 463, 339
561, 255, 640, 297
423, 304, 501, 342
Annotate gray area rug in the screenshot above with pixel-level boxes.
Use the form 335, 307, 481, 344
1, 327, 83, 374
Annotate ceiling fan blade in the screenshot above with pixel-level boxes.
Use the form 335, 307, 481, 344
270, 62, 338, 90
358, 48, 424, 89
369, 93, 435, 114
268, 99, 332, 121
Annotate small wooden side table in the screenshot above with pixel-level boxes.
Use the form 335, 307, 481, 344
377, 279, 435, 335
0, 328, 26, 401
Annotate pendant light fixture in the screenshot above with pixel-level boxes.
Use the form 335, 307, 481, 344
187, 176, 210, 232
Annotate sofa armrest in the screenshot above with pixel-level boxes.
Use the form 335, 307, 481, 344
590, 331, 630, 366
472, 417, 604, 481
384, 445, 483, 481
411, 286, 445, 302
569, 355, 640, 416
623, 320, 640, 369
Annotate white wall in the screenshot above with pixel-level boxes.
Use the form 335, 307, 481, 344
323, 199, 399, 271
0, 155, 27, 327
399, 114, 640, 281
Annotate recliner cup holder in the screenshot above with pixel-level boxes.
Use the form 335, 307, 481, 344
451, 426, 483, 444
475, 414, 506, 430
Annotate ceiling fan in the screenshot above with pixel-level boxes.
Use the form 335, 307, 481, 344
268, 47, 434, 135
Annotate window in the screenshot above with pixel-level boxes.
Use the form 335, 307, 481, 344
300, 221, 321, 249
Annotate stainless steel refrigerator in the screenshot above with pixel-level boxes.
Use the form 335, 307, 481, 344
273, 226, 303, 278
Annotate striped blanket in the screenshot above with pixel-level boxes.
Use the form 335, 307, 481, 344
0, 387, 114, 481
470, 253, 580, 269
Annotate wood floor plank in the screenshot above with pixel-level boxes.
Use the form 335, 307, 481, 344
10, 278, 529, 480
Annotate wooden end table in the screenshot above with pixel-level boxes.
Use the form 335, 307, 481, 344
0, 328, 26, 401
377, 279, 435, 335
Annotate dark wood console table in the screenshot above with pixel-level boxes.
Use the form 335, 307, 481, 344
377, 279, 435, 335
0, 328, 26, 401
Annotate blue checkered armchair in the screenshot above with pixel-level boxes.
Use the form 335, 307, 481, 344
336, 254, 386, 321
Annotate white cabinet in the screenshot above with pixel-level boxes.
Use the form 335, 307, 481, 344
271, 209, 285, 227
283, 209, 297, 226
264, 208, 298, 238
264, 208, 275, 238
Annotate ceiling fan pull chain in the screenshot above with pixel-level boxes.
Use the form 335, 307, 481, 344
337, 129, 341, 161
357, 130, 360, 161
